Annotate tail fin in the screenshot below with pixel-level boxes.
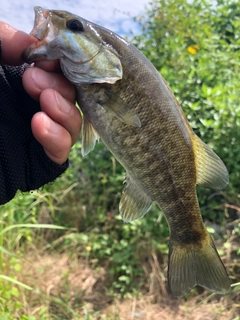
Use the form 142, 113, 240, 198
168, 233, 231, 297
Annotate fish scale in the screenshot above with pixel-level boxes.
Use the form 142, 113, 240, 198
23, 6, 231, 297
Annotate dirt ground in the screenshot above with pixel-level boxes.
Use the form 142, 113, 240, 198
18, 251, 240, 319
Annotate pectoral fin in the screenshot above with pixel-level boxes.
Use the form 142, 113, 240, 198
98, 90, 141, 127
192, 134, 229, 190
120, 175, 152, 222
82, 116, 100, 156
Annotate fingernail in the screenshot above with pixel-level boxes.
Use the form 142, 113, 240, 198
43, 113, 60, 134
54, 90, 72, 113
31, 68, 56, 89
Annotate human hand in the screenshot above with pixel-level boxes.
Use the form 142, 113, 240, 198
23, 62, 81, 164
0, 22, 81, 165
0, 22, 82, 204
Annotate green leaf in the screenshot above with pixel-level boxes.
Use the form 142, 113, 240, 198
10, 287, 19, 298
0, 224, 68, 236
0, 275, 32, 290
0, 246, 16, 257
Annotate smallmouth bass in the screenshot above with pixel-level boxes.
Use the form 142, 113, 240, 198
23, 7, 231, 297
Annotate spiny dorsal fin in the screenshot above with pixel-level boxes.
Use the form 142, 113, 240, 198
99, 90, 141, 127
192, 134, 229, 190
82, 116, 100, 156
168, 232, 231, 297
120, 174, 152, 222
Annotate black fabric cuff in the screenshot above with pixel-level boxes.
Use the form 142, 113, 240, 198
0, 64, 69, 204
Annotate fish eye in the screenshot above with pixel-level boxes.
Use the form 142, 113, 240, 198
66, 19, 84, 32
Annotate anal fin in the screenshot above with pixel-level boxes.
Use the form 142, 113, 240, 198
119, 175, 152, 222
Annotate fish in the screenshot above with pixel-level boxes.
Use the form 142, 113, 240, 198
23, 6, 231, 297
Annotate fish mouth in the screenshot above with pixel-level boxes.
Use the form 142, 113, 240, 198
23, 6, 100, 64
23, 6, 59, 63
30, 6, 51, 41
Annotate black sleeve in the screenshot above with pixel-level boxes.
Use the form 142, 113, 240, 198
0, 64, 68, 204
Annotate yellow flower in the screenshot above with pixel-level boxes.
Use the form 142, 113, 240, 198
187, 44, 200, 54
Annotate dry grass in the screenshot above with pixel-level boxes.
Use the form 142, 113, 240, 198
16, 250, 240, 320
110, 294, 239, 320
19, 251, 108, 317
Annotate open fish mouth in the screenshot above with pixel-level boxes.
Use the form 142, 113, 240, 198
22, 7, 58, 63
30, 7, 51, 40
23, 6, 101, 65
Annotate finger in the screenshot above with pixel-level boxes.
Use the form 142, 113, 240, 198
22, 67, 76, 103
31, 112, 72, 165
0, 22, 36, 65
39, 89, 82, 145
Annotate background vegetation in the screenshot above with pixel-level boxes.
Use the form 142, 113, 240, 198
0, 0, 240, 318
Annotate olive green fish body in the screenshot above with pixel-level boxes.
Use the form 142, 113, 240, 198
77, 47, 202, 238
23, 7, 231, 297
75, 31, 209, 244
